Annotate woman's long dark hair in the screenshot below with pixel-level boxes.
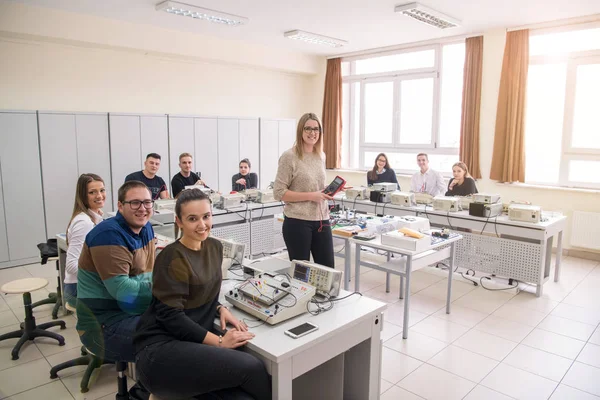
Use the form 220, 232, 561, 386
367, 153, 390, 181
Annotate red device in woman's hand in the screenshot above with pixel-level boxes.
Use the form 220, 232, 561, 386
323, 176, 346, 196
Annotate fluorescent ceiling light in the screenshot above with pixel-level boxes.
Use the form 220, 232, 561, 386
284, 30, 348, 48
155, 1, 248, 26
395, 3, 460, 29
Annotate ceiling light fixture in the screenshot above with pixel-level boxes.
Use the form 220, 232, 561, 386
395, 2, 460, 29
284, 30, 348, 48
155, 1, 248, 26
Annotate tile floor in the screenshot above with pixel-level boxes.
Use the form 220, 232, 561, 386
0, 247, 599, 399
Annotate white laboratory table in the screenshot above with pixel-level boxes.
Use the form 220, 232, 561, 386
335, 195, 567, 297
350, 233, 461, 339
220, 260, 386, 400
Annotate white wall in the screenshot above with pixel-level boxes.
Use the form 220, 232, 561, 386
0, 2, 326, 118
326, 29, 600, 254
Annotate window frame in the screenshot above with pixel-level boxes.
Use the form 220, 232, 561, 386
342, 41, 463, 174
527, 24, 600, 190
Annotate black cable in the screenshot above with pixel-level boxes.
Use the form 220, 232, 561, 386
446, 211, 455, 230
382, 202, 388, 216
494, 215, 500, 238
479, 276, 519, 291
460, 269, 478, 286
480, 216, 491, 235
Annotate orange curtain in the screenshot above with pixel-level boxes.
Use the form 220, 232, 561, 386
459, 36, 483, 179
490, 29, 529, 183
322, 58, 343, 169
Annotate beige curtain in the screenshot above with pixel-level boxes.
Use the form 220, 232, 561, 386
322, 58, 343, 169
459, 36, 483, 179
490, 29, 529, 183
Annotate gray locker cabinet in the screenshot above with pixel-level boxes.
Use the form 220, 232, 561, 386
217, 119, 240, 193
239, 119, 260, 188
75, 114, 113, 212
194, 118, 218, 190
140, 116, 169, 195
259, 119, 280, 190
38, 113, 79, 238
0, 169, 9, 263
168, 117, 195, 193
278, 120, 296, 156
0, 112, 47, 261
109, 115, 142, 207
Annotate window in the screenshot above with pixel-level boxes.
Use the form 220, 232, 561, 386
525, 24, 600, 189
341, 42, 464, 174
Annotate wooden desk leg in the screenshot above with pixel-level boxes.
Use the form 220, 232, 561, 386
272, 359, 292, 400
385, 252, 391, 293
554, 231, 563, 283
446, 244, 456, 314
402, 256, 413, 339
354, 243, 362, 292
344, 238, 351, 290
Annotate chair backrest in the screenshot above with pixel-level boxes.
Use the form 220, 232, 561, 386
37, 239, 58, 264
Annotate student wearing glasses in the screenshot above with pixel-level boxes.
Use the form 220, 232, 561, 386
273, 112, 334, 268
64, 173, 105, 308
76, 180, 155, 365
231, 158, 258, 192
367, 153, 400, 190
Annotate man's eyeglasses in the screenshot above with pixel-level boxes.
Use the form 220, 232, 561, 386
122, 200, 154, 210
303, 127, 321, 133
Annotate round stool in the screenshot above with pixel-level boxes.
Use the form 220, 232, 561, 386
0, 278, 66, 360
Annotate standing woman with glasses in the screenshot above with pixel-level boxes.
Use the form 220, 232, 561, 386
273, 113, 335, 268
64, 173, 106, 308
367, 153, 400, 190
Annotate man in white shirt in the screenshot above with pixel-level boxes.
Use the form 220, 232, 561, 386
410, 153, 446, 197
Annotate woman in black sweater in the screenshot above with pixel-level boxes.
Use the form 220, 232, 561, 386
134, 189, 271, 400
367, 153, 400, 190
445, 161, 478, 197
232, 158, 259, 192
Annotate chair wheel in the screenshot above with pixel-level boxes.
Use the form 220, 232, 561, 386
80, 387, 89, 393
50, 372, 58, 379
59, 340, 65, 346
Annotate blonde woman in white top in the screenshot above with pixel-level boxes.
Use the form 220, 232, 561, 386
64, 173, 105, 307
273, 113, 334, 267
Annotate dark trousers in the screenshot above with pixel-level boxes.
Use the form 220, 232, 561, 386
80, 315, 140, 362
136, 341, 272, 400
282, 217, 335, 268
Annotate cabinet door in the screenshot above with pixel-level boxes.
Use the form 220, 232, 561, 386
278, 120, 296, 156
140, 116, 169, 193
217, 119, 240, 192
259, 119, 280, 189
239, 119, 260, 188
0, 112, 47, 260
0, 170, 9, 263
194, 118, 218, 190
38, 113, 79, 238
109, 115, 142, 207
168, 116, 195, 193
75, 114, 113, 211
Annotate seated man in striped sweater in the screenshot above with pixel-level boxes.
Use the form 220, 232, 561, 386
76, 180, 155, 363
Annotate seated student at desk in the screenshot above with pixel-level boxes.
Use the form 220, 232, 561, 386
125, 153, 170, 199
410, 153, 446, 197
171, 152, 205, 198
64, 173, 105, 308
445, 161, 478, 196
367, 153, 400, 190
231, 158, 258, 192
134, 189, 271, 400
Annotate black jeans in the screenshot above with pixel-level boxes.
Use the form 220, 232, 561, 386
282, 217, 334, 268
136, 341, 271, 400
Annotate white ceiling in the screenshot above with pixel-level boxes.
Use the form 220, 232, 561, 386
7, 0, 600, 56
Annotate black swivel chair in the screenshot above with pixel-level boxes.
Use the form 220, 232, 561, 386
35, 239, 65, 319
